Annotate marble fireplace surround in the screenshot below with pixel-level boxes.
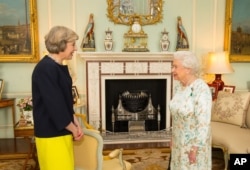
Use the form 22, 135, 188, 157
78, 52, 173, 134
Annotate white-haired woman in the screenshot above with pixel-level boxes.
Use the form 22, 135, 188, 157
32, 26, 83, 170
169, 51, 212, 169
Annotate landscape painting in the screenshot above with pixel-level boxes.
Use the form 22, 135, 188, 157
224, 0, 250, 62
0, 0, 39, 62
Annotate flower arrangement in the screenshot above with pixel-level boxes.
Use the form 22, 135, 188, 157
17, 97, 33, 111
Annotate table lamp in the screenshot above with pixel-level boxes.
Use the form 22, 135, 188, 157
205, 51, 234, 90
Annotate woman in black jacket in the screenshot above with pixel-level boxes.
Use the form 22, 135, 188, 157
32, 26, 83, 170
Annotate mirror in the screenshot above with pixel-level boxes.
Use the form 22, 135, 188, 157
107, 0, 163, 26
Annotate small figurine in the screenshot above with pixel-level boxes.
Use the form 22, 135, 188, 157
160, 28, 170, 51
81, 13, 95, 51
104, 28, 113, 51
176, 16, 189, 51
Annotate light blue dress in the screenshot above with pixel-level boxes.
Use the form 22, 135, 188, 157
169, 79, 212, 170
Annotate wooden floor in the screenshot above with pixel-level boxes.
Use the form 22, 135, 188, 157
0, 138, 225, 169
0, 138, 31, 160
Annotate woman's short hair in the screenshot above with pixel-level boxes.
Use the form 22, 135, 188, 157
45, 26, 79, 54
173, 51, 200, 75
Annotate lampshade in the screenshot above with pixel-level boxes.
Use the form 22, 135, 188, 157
205, 51, 234, 74
205, 51, 234, 91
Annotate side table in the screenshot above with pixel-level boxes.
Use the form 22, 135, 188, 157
15, 124, 38, 170
14, 124, 34, 137
0, 98, 16, 136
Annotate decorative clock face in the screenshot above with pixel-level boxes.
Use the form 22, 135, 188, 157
132, 22, 141, 33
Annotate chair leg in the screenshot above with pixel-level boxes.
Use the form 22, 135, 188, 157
212, 145, 228, 170
223, 151, 229, 170
23, 137, 33, 170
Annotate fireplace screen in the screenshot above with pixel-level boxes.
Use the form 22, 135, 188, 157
105, 79, 167, 132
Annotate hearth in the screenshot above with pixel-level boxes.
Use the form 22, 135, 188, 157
79, 52, 173, 134
105, 79, 166, 132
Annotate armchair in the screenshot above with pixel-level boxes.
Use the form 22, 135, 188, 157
73, 114, 132, 170
74, 113, 95, 129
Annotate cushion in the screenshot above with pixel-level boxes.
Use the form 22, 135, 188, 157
212, 91, 250, 127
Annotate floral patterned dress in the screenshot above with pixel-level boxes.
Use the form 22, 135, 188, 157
169, 79, 212, 170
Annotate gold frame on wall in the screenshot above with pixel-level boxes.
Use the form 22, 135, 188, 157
222, 85, 235, 93
72, 86, 79, 104
0, 79, 4, 99
224, 0, 250, 62
0, 0, 39, 63
207, 83, 219, 101
106, 0, 163, 26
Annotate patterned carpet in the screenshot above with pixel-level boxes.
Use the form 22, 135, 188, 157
0, 159, 36, 170
122, 148, 225, 170
0, 148, 224, 170
123, 148, 169, 170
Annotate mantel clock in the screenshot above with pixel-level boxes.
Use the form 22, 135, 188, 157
123, 18, 149, 52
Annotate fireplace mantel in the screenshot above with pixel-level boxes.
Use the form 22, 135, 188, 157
78, 52, 173, 131
78, 52, 173, 60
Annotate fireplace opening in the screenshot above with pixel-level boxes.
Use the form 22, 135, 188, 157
105, 79, 167, 132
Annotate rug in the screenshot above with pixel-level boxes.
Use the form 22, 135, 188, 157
122, 148, 225, 170
123, 148, 169, 170
0, 148, 224, 170
0, 159, 36, 170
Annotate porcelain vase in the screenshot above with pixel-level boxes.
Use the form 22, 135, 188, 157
23, 110, 33, 125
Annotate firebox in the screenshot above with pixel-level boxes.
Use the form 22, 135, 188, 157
105, 79, 167, 132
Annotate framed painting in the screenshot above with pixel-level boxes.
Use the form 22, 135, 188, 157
0, 0, 39, 63
0, 79, 4, 99
72, 86, 79, 104
224, 0, 250, 62
222, 85, 235, 93
208, 83, 219, 101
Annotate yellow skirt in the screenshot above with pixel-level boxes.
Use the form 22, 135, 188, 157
36, 135, 74, 170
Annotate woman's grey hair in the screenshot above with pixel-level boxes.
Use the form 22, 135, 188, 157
45, 26, 79, 54
173, 51, 201, 76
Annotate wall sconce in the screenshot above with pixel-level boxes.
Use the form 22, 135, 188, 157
205, 51, 234, 90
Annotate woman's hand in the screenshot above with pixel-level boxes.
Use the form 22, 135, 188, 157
73, 126, 83, 141
72, 114, 84, 140
188, 147, 198, 164
66, 122, 84, 141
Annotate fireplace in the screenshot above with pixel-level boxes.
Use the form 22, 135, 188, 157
79, 52, 173, 133
105, 79, 167, 132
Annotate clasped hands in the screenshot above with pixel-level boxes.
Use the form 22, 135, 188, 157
73, 125, 83, 141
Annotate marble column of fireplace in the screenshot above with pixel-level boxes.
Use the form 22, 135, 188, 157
78, 52, 173, 132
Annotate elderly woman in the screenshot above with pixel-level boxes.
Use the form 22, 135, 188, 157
32, 26, 83, 170
169, 51, 212, 169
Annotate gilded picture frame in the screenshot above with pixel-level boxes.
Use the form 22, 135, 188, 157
72, 86, 79, 104
222, 85, 235, 93
0, 0, 39, 63
0, 79, 4, 99
207, 83, 218, 101
224, 0, 250, 62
